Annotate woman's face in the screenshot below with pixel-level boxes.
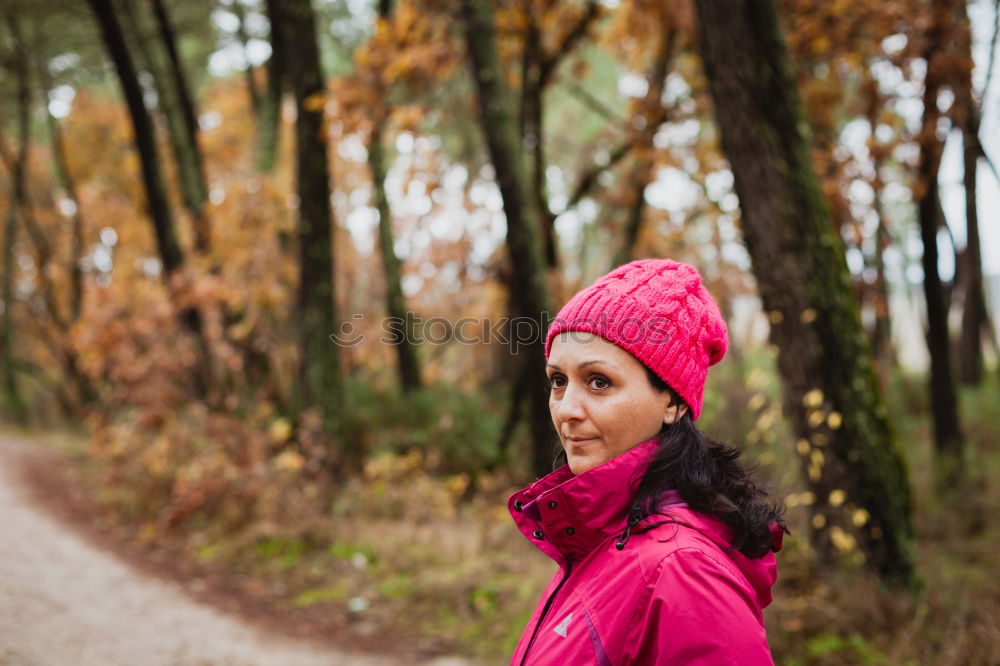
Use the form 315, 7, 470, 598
546, 331, 687, 475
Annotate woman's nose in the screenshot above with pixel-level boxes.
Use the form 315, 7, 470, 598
555, 383, 586, 422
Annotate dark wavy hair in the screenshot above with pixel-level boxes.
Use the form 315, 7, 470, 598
625, 367, 785, 558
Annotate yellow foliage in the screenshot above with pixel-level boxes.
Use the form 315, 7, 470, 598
829, 526, 856, 553
275, 449, 306, 473
803, 389, 824, 408
269, 418, 294, 443
303, 91, 327, 112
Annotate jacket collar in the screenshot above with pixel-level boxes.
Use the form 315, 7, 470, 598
508, 438, 661, 565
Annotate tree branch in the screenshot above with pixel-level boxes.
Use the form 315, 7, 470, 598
561, 140, 633, 213
557, 75, 628, 125
982, 0, 999, 103
537, 0, 601, 89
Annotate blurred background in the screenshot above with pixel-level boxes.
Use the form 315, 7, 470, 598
0, 0, 998, 663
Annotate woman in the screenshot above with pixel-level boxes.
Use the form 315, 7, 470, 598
509, 258, 784, 665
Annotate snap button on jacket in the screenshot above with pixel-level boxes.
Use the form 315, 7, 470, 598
508, 439, 780, 665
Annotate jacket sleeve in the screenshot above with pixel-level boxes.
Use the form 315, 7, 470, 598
629, 548, 774, 666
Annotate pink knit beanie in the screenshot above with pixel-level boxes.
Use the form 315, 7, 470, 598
544, 259, 728, 420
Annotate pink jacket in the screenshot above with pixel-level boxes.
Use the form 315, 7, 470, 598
508, 439, 781, 665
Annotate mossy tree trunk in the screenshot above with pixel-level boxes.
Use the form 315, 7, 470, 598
461, 0, 554, 478
1, 11, 31, 425
693, 0, 916, 587
269, 0, 344, 448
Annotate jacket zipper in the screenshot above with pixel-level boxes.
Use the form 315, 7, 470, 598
519, 562, 572, 665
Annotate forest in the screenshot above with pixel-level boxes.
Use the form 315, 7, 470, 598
0, 0, 998, 663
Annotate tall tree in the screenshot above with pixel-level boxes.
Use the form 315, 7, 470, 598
0, 11, 31, 425
862, 72, 897, 379
86, 0, 184, 276
693, 0, 916, 586
230, 0, 264, 122
267, 0, 344, 445
88, 0, 215, 403
0, 69, 98, 414
915, 0, 963, 488
147, 0, 211, 251
518, 0, 602, 269
119, 0, 210, 253
611, 25, 676, 268
955, 0, 989, 387
35, 54, 86, 323
368, 0, 422, 393
461, 0, 553, 478
259, 0, 285, 171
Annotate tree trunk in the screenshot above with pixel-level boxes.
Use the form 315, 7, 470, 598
918, 176, 963, 488
694, 0, 916, 587
89, 0, 214, 402
368, 1, 421, 392
370, 119, 422, 391
519, 16, 557, 269
122, 0, 210, 253
148, 0, 210, 252
231, 0, 263, 121
958, 122, 987, 386
259, 0, 286, 172
461, 0, 554, 479
36, 55, 86, 323
613, 27, 674, 268
269, 0, 344, 443
87, 0, 184, 276
1, 12, 31, 425
871, 205, 894, 377
915, 0, 964, 488
956, 0, 987, 386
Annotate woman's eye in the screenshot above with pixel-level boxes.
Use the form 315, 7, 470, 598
589, 375, 610, 389
549, 374, 566, 388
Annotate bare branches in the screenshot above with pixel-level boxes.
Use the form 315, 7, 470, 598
537, 0, 601, 89
982, 0, 999, 104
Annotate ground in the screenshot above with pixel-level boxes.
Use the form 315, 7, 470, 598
0, 434, 475, 666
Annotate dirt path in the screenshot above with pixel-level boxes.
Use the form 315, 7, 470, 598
0, 435, 471, 666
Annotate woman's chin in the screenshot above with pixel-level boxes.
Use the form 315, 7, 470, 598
566, 453, 601, 476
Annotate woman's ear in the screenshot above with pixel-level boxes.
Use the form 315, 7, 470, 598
663, 402, 689, 425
